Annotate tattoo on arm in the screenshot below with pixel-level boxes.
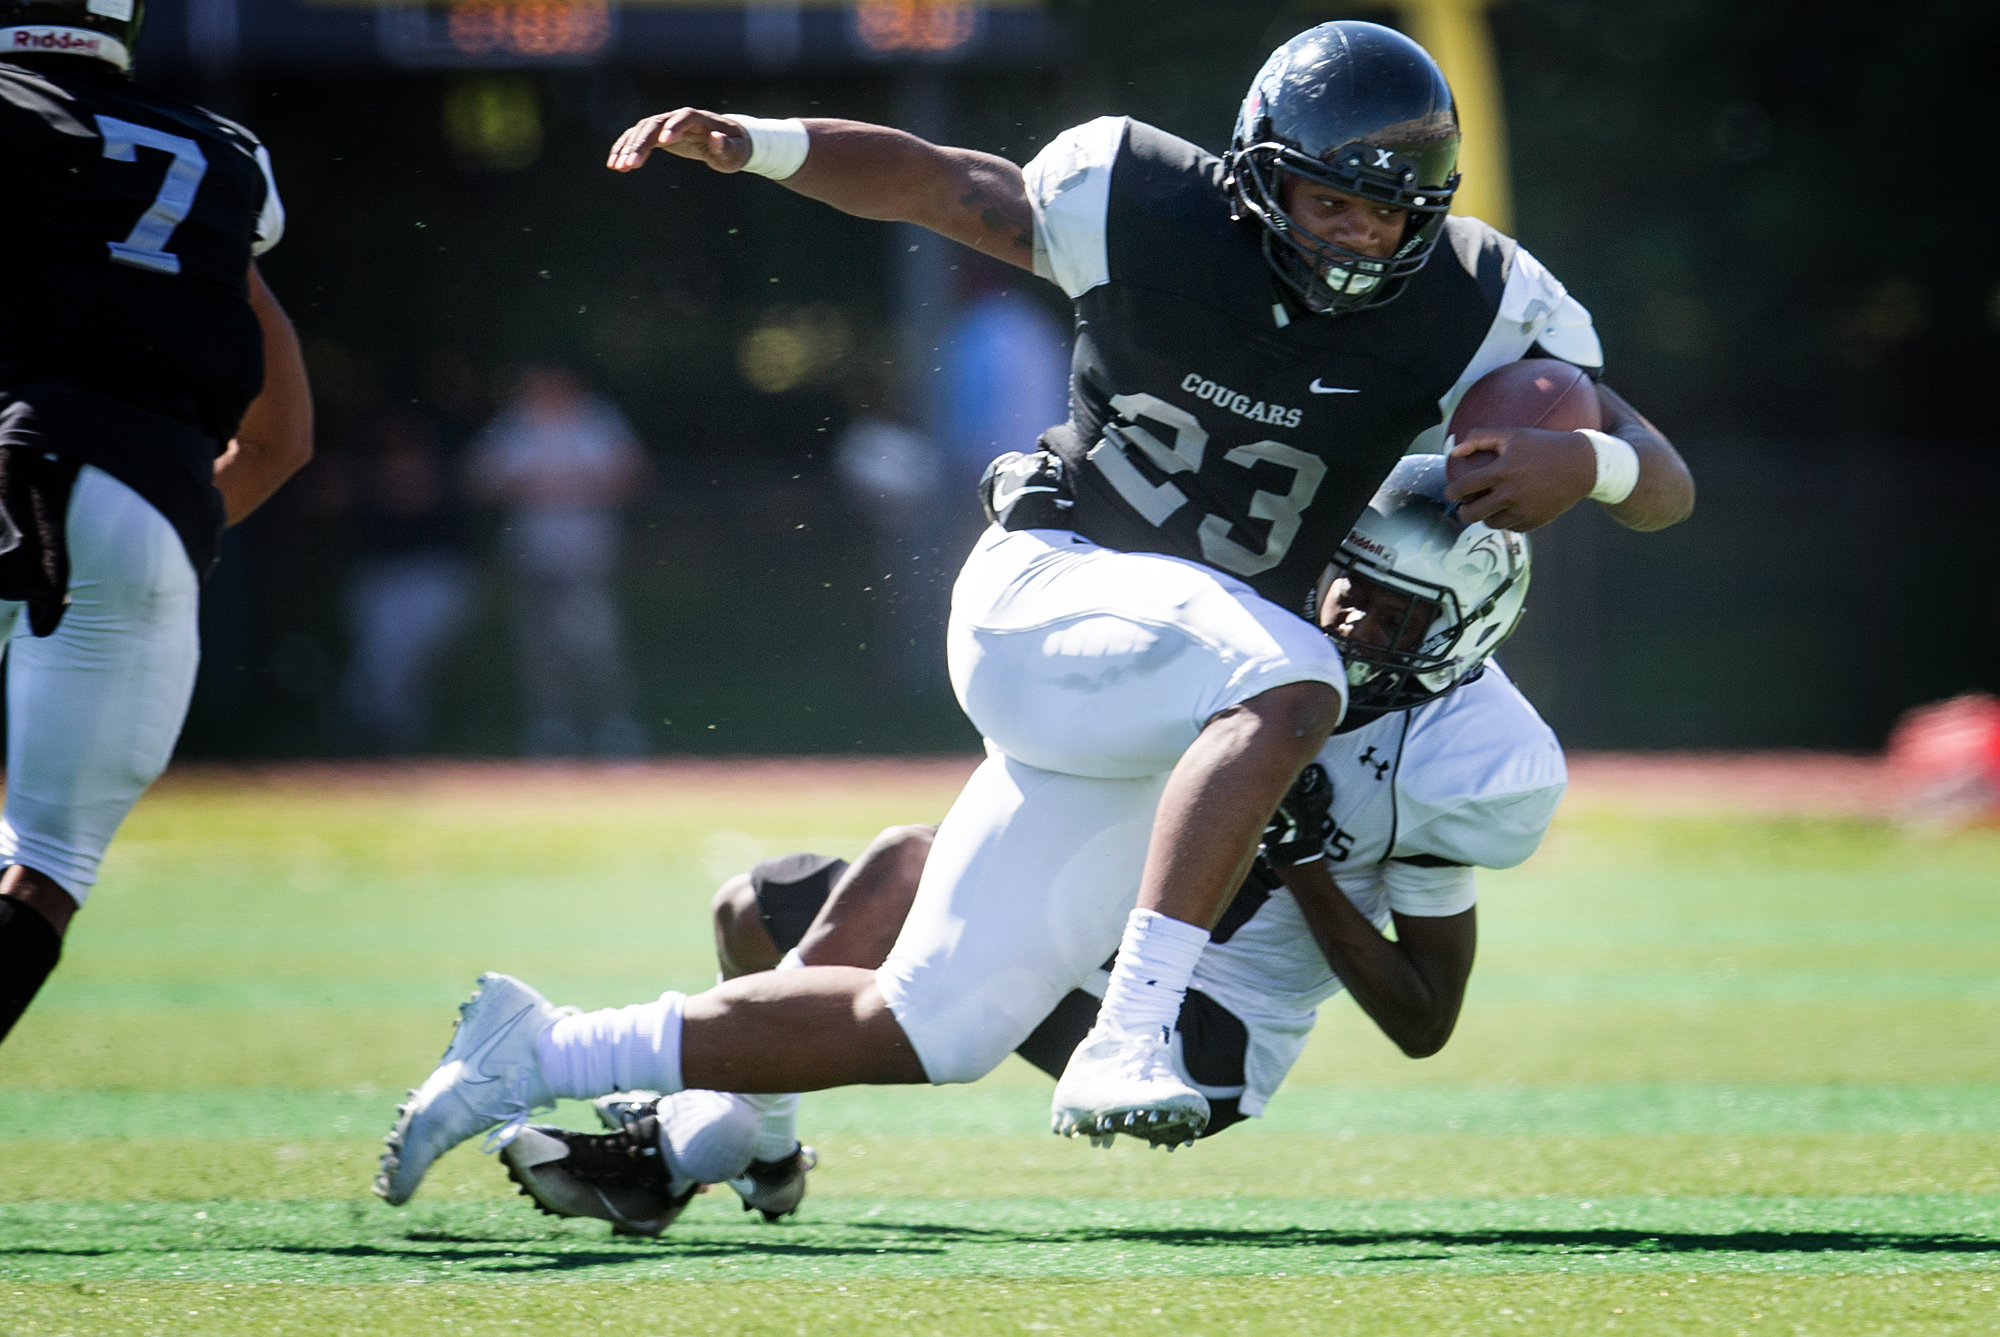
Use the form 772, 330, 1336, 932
960, 184, 1032, 253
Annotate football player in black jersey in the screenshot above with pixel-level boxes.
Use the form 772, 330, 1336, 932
0, 0, 314, 1044
376, 21, 1690, 1205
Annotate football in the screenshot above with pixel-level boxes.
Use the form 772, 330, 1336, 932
1446, 358, 1603, 481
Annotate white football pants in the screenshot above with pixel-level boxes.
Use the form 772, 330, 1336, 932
0, 466, 201, 905
877, 525, 1345, 1083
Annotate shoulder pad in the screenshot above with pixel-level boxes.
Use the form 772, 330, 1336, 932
1442, 215, 1516, 310
1391, 666, 1567, 868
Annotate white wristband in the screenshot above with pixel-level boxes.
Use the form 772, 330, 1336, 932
734, 115, 810, 181
1578, 428, 1640, 504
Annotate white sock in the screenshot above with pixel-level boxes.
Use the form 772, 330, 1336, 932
742, 1091, 801, 1162
740, 947, 806, 1161
653, 1089, 760, 1193
534, 990, 685, 1099
1096, 908, 1209, 1045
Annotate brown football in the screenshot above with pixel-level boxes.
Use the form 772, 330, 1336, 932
1446, 358, 1602, 481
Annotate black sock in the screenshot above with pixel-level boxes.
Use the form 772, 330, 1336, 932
0, 895, 62, 1044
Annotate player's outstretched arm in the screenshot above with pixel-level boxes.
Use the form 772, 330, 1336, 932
214, 262, 314, 525
1278, 859, 1475, 1058
1444, 382, 1693, 534
607, 109, 1034, 271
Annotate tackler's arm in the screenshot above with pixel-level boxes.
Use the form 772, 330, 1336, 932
1278, 858, 1476, 1059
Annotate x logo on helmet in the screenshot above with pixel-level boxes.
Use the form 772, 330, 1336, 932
1372, 148, 1394, 168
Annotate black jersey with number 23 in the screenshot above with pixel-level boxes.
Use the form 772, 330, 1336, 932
1023, 117, 1598, 617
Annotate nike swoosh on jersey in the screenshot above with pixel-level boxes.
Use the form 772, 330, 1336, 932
1308, 379, 1361, 395
457, 1003, 537, 1085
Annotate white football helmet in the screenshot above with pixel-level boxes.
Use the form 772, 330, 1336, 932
1314, 454, 1530, 713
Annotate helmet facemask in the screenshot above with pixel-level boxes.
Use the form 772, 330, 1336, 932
1231, 145, 1456, 316
1314, 455, 1530, 714
1320, 554, 1513, 712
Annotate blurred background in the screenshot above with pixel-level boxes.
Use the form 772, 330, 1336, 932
121, 0, 2000, 758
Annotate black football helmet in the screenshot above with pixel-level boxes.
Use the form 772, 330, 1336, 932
1226, 21, 1460, 316
2, 0, 145, 71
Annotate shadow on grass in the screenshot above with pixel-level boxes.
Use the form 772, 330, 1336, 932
844, 1220, 2000, 1258
8, 1221, 1996, 1277
0, 1236, 948, 1277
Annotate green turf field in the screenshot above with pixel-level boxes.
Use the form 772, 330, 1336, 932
4, 762, 1998, 1335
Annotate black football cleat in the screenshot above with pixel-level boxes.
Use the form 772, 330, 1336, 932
499, 1114, 696, 1237
726, 1144, 817, 1222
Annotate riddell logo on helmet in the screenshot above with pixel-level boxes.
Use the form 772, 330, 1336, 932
12, 28, 104, 52
3, 25, 130, 67
1346, 529, 1392, 561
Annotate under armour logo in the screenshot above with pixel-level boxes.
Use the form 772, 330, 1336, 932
1372, 148, 1394, 169
1357, 746, 1391, 781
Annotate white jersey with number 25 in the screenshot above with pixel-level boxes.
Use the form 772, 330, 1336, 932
1189, 661, 1567, 1115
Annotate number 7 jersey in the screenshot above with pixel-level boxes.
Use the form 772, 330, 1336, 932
1023, 117, 1602, 617
0, 58, 283, 449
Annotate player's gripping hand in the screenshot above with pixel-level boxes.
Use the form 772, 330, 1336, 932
1262, 763, 1334, 867
1444, 427, 1597, 532
607, 108, 752, 173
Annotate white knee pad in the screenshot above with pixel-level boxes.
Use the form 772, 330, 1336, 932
655, 1089, 761, 1186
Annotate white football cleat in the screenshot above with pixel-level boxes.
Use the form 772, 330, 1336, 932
500, 1116, 696, 1237
1050, 1023, 1209, 1149
374, 972, 571, 1206
727, 1144, 818, 1222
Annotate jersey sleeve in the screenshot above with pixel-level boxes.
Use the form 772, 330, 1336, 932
1021, 116, 1122, 299
1379, 861, 1477, 918
1410, 224, 1606, 453
205, 109, 285, 257
1395, 783, 1567, 871
1385, 664, 1569, 894
250, 144, 285, 256
1528, 288, 1602, 371
1500, 244, 1601, 372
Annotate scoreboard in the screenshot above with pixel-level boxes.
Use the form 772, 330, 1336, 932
137, 0, 1055, 75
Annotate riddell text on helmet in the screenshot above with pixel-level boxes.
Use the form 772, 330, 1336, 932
2, 25, 130, 66
9, 26, 109, 54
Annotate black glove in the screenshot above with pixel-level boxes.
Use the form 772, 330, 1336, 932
1262, 762, 1333, 866
0, 446, 83, 638
979, 448, 1073, 530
